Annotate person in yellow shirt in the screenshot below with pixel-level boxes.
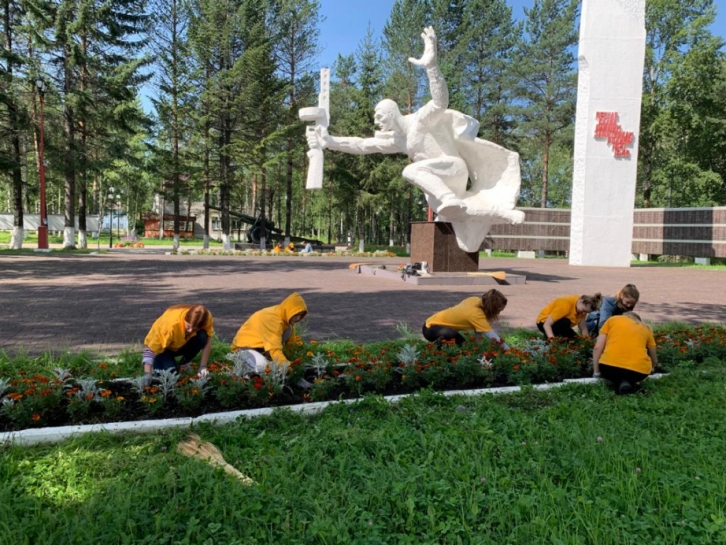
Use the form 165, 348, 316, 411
422, 289, 510, 350
536, 293, 602, 340
592, 312, 657, 394
231, 292, 308, 372
142, 305, 214, 381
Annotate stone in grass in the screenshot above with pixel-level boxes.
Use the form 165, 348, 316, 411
455, 405, 471, 414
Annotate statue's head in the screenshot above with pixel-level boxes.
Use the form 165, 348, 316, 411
374, 99, 401, 132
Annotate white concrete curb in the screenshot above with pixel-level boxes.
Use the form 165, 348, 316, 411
0, 374, 666, 447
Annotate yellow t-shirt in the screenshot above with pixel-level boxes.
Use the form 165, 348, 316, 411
144, 305, 214, 354
536, 295, 582, 326
599, 316, 656, 374
425, 297, 492, 333
231, 292, 308, 364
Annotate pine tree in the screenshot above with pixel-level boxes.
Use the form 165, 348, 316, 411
514, 0, 578, 208
269, 0, 320, 243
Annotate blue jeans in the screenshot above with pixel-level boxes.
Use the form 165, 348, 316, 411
153, 330, 208, 372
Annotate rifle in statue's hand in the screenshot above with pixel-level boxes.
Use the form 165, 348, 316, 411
299, 67, 330, 190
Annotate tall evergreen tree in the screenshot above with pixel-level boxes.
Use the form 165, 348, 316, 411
269, 0, 320, 244
150, 0, 194, 248
514, 0, 578, 208
0, 0, 30, 248
460, 0, 521, 146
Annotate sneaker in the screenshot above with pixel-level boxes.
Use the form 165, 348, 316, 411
617, 380, 633, 395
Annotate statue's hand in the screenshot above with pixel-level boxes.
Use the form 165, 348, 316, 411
306, 126, 329, 150
408, 26, 437, 69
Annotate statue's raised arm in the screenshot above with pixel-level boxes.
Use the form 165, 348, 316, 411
408, 26, 448, 111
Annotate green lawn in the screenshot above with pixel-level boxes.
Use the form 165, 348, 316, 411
2, 369, 726, 544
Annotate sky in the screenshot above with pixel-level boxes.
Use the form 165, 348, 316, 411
315, 0, 726, 71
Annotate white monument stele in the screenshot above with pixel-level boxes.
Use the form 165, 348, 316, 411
569, 0, 645, 267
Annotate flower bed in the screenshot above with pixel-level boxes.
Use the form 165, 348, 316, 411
1, 325, 724, 433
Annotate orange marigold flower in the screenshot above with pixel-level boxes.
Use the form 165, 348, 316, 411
8, 392, 23, 401
98, 363, 108, 370
100, 389, 112, 397
32, 413, 41, 421
148, 397, 157, 404
310, 340, 318, 345
116, 396, 125, 401
306, 351, 314, 357
85, 393, 95, 400
24, 388, 36, 396
355, 375, 362, 382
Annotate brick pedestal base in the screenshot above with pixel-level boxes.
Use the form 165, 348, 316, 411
410, 222, 479, 273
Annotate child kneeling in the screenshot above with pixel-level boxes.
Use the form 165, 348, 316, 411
592, 312, 658, 395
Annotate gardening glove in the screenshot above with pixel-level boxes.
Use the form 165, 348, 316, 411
593, 372, 601, 379
142, 372, 153, 388
198, 367, 209, 378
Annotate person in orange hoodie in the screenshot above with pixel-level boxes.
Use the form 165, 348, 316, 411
142, 304, 214, 382
231, 292, 308, 373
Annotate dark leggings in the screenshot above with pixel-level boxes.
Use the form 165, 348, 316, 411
599, 363, 649, 385
422, 323, 466, 346
537, 318, 577, 339
154, 330, 208, 371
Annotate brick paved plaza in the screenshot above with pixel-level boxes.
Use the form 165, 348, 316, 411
1, 251, 724, 356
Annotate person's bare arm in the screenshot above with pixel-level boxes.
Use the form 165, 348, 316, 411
578, 317, 590, 338
647, 346, 658, 373
543, 316, 556, 339
592, 334, 607, 376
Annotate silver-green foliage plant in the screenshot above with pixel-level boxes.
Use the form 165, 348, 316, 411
154, 369, 178, 401
130, 375, 150, 398
72, 379, 101, 402
225, 351, 257, 378
310, 353, 328, 378
52, 368, 72, 383
396, 344, 419, 373
267, 360, 289, 392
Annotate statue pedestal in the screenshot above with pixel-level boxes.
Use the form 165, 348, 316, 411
410, 222, 479, 273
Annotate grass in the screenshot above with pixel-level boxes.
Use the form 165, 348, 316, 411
632, 260, 726, 270
2, 370, 726, 544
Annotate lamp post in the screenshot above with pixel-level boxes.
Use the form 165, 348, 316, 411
36, 78, 48, 249
107, 187, 122, 248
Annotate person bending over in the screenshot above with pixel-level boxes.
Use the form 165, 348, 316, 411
423, 289, 510, 350
585, 284, 640, 337
231, 292, 308, 373
536, 293, 602, 340
142, 304, 214, 382
592, 312, 657, 395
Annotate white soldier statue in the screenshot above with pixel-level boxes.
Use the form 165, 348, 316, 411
305, 27, 524, 253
